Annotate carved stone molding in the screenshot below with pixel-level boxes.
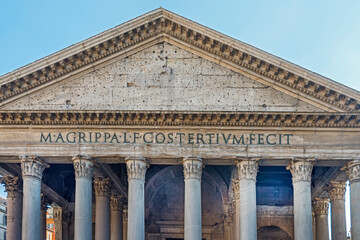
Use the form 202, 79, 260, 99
0, 176, 22, 199
235, 157, 259, 181
1, 10, 359, 112
329, 181, 347, 201
110, 195, 124, 211
286, 158, 315, 184
0, 111, 359, 128
341, 159, 360, 183
182, 157, 203, 180
20, 155, 48, 180
72, 155, 94, 179
231, 180, 240, 199
125, 156, 149, 180
93, 177, 111, 197
313, 198, 330, 216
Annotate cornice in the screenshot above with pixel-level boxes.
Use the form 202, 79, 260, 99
0, 110, 358, 128
0, 9, 359, 112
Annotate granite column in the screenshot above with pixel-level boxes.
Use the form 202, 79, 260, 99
287, 158, 315, 240
126, 157, 148, 240
236, 158, 259, 240
20, 155, 47, 240
94, 177, 111, 240
1, 176, 22, 240
329, 181, 347, 240
313, 198, 330, 240
183, 157, 203, 240
73, 155, 94, 240
342, 160, 360, 239
110, 195, 124, 240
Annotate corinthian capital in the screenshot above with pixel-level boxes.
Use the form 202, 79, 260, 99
125, 156, 148, 180
182, 157, 203, 180
236, 157, 259, 181
93, 177, 111, 197
341, 159, 360, 183
0, 176, 22, 199
20, 155, 48, 180
313, 198, 330, 216
286, 158, 315, 184
72, 155, 94, 179
110, 195, 124, 211
329, 181, 346, 201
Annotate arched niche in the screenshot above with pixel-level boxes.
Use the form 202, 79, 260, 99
144, 165, 228, 233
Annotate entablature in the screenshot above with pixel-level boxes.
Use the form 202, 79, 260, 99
0, 110, 359, 128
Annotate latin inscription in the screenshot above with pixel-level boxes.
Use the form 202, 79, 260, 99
40, 132, 293, 145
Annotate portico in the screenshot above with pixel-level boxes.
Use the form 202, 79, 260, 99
0, 8, 360, 240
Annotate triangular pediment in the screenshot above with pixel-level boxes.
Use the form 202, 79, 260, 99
1, 42, 324, 112
0, 8, 359, 113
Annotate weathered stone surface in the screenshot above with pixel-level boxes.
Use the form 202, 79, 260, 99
2, 43, 323, 112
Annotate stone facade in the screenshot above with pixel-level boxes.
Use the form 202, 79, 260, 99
0, 8, 359, 240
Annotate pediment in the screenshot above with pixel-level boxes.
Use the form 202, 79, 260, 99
0, 8, 359, 113
1, 43, 323, 112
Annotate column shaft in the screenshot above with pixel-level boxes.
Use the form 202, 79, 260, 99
183, 157, 203, 240
110, 195, 124, 240
236, 158, 258, 240
342, 160, 360, 240
94, 177, 111, 240
287, 158, 315, 240
350, 181, 360, 239
9, 195, 23, 240
21, 156, 47, 240
128, 179, 145, 240
73, 155, 94, 240
313, 198, 329, 240
239, 179, 257, 239
329, 181, 347, 240
1, 177, 22, 240
293, 181, 313, 239
126, 157, 148, 240
184, 179, 201, 239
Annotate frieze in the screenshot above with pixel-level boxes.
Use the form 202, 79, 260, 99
0, 11, 359, 112
0, 111, 359, 128
39, 131, 293, 146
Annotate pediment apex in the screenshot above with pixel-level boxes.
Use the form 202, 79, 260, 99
0, 8, 359, 112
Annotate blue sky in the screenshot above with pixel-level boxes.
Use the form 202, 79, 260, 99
0, 0, 360, 91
